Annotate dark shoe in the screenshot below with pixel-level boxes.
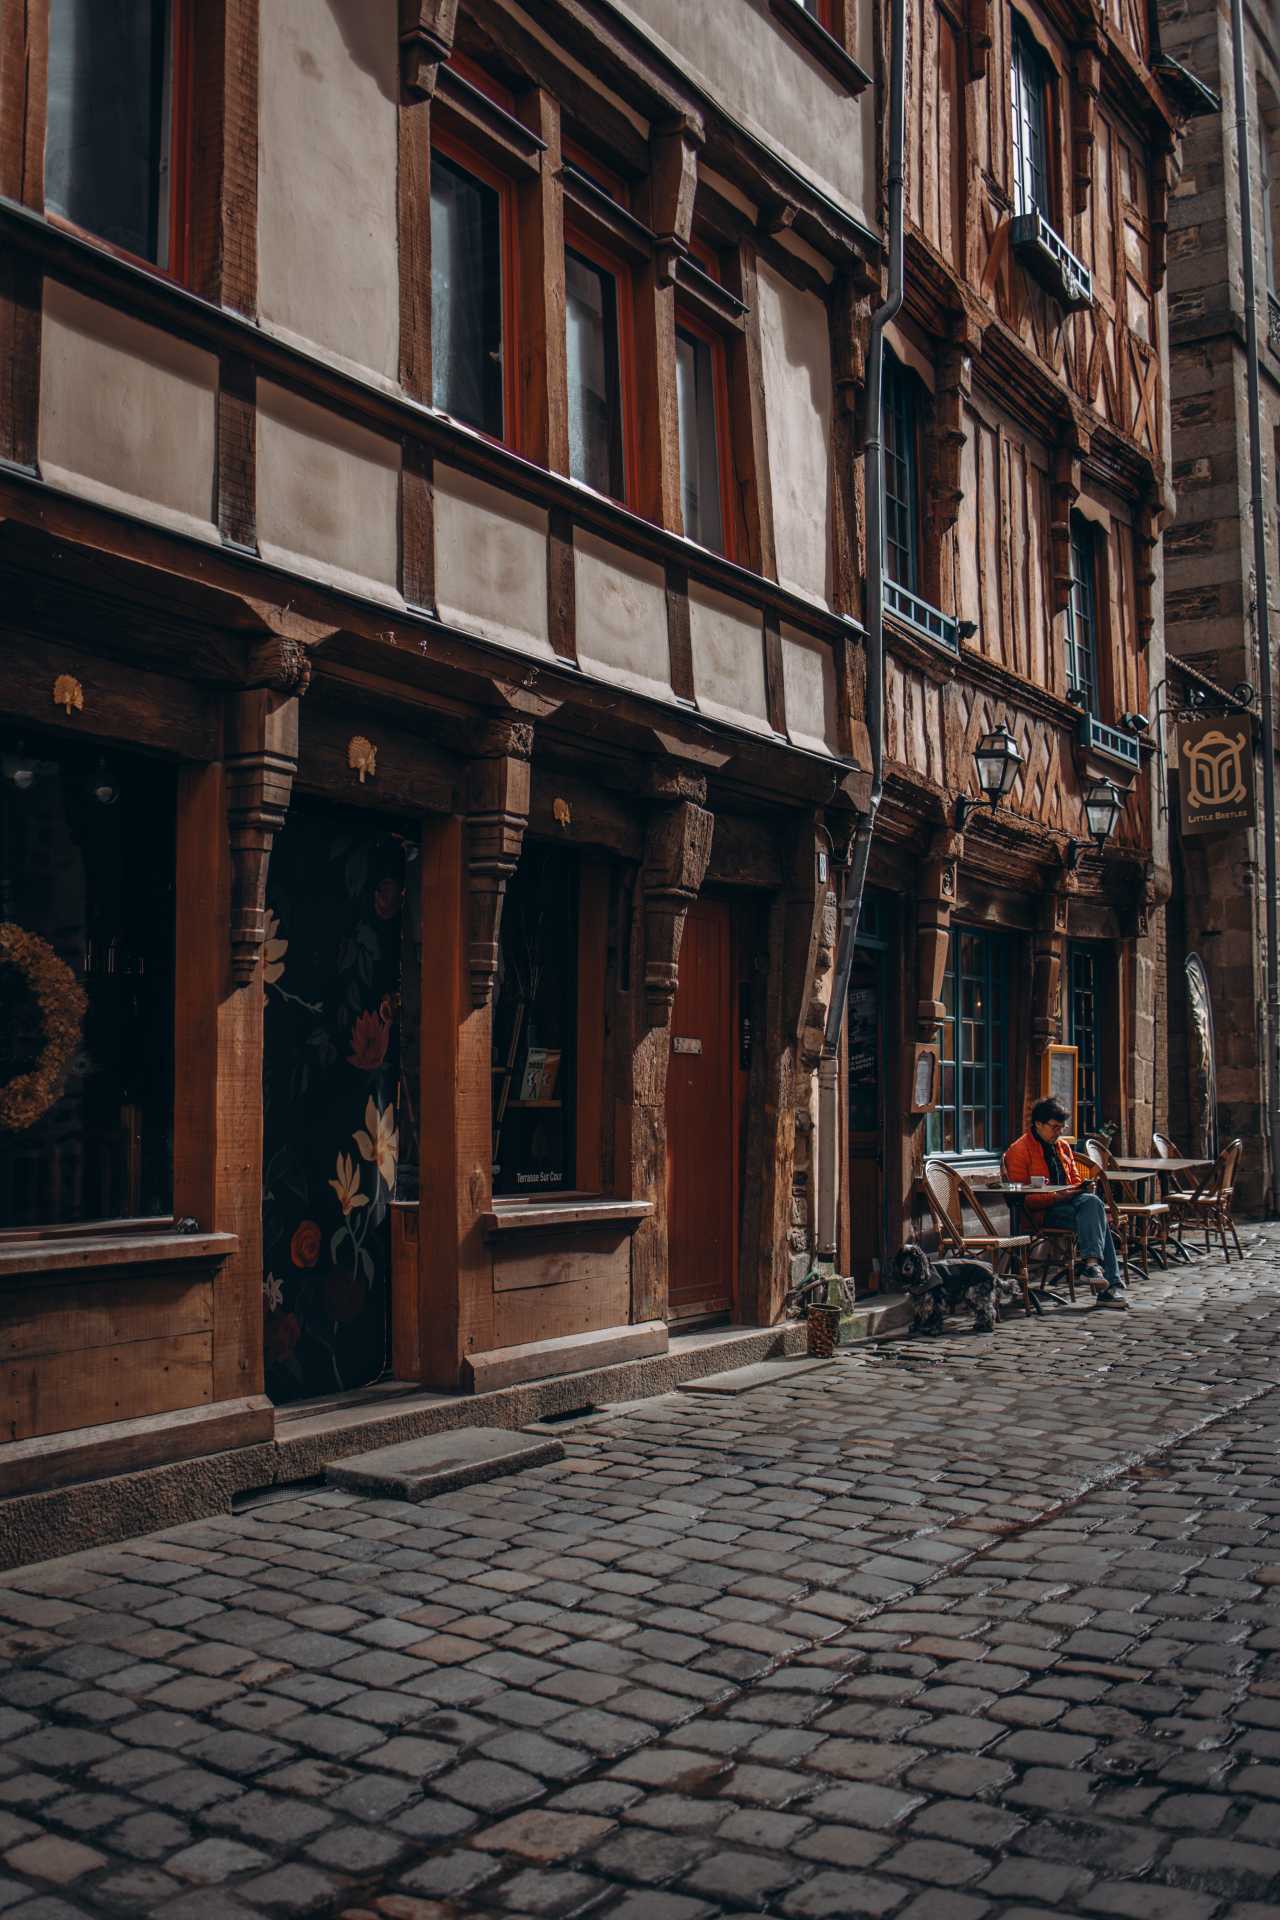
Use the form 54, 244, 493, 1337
1094, 1288, 1130, 1311
1081, 1261, 1107, 1289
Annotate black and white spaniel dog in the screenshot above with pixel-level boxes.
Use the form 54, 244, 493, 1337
893, 1243, 996, 1335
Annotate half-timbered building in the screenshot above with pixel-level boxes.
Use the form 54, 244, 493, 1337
0, 0, 882, 1541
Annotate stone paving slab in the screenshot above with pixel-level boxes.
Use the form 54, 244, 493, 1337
2, 1229, 1280, 1918
324, 1432, 566, 1502
677, 1359, 837, 1395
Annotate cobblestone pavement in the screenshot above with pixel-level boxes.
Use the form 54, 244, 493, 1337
6, 1232, 1280, 1920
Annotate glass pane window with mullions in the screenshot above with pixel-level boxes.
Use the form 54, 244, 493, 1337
675, 326, 725, 554
491, 843, 578, 1198
883, 351, 920, 593
0, 736, 175, 1231
566, 248, 625, 499
1069, 943, 1102, 1140
1066, 514, 1101, 715
431, 152, 505, 439
45, 0, 190, 272
1011, 17, 1052, 220
927, 928, 1009, 1155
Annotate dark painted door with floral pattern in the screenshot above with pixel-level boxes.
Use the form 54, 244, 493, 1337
261, 802, 411, 1405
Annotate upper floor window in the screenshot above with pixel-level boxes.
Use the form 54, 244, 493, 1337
1011, 16, 1053, 221
675, 318, 730, 555
431, 145, 511, 441
565, 239, 630, 501
45, 0, 192, 276
1066, 513, 1101, 714
883, 351, 921, 592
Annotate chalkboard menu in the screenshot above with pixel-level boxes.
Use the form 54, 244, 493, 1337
1041, 1043, 1079, 1136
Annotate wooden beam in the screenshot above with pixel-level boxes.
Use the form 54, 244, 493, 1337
517, 89, 569, 475
728, 243, 778, 580
0, 0, 45, 468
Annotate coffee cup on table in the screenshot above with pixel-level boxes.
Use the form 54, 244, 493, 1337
1029, 1175, 1046, 1188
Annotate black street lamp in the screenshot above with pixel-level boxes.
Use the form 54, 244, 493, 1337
974, 724, 1023, 809
1084, 777, 1125, 848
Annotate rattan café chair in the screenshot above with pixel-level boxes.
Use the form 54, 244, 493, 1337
923, 1160, 1034, 1316
1186, 1137, 1245, 1262
999, 1153, 1076, 1302
1083, 1138, 1170, 1280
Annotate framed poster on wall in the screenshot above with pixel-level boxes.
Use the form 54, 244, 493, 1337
910, 1040, 941, 1114
1041, 1043, 1079, 1137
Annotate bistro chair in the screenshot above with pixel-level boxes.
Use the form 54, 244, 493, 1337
923, 1160, 1034, 1316
1151, 1131, 1203, 1250
1082, 1138, 1170, 1280
1185, 1137, 1245, 1261
999, 1153, 1076, 1303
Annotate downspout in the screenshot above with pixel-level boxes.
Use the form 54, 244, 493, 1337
816, 0, 907, 1266
1228, 0, 1280, 1215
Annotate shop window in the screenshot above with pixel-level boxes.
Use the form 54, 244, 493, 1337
1068, 943, 1102, 1139
45, 0, 193, 277
884, 350, 921, 592
492, 842, 578, 1197
927, 927, 1009, 1156
1011, 15, 1054, 221
565, 239, 630, 501
0, 735, 174, 1232
675, 317, 731, 555
1066, 513, 1101, 715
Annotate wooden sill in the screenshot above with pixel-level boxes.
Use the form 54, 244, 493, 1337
768, 0, 872, 93
482, 1198, 654, 1235
0, 1231, 239, 1282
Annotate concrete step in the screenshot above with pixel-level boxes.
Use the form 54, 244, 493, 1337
325, 1428, 565, 1502
678, 1357, 835, 1395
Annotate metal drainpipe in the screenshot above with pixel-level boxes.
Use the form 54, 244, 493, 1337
1228, 0, 1280, 1215
816, 0, 907, 1267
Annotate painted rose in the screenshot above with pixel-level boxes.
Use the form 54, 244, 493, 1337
264, 1310, 301, 1366
354, 1097, 399, 1192
347, 1008, 390, 1072
329, 1151, 368, 1217
324, 1268, 365, 1325
373, 876, 401, 920
290, 1220, 322, 1269
263, 909, 288, 986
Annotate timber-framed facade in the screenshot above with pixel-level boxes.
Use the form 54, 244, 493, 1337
0, 0, 882, 1515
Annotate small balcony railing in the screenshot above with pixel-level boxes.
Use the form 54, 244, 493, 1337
1010, 211, 1093, 312
1078, 712, 1140, 769
885, 579, 960, 653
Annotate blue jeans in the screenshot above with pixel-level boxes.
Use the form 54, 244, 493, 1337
1042, 1192, 1121, 1288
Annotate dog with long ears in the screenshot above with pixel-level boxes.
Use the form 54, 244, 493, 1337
893, 1243, 996, 1334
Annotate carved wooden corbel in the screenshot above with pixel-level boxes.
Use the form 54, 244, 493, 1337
1135, 495, 1160, 651
465, 719, 533, 1009
924, 342, 971, 555
1032, 881, 1072, 1056
244, 635, 313, 697
917, 827, 963, 1040
641, 779, 713, 1028
226, 689, 300, 988
399, 0, 459, 100
1071, 18, 1105, 215
1050, 442, 1082, 616
1151, 144, 1174, 291
651, 114, 704, 286
967, 0, 994, 80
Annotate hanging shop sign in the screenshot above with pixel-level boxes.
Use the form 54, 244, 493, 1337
1177, 716, 1254, 836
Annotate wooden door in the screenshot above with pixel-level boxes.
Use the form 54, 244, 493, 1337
665, 896, 745, 1322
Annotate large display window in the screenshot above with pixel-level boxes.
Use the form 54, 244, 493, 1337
491, 843, 579, 1198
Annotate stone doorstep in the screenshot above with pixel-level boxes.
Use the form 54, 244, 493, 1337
677, 1357, 837, 1394
463, 1320, 669, 1395
324, 1429, 566, 1502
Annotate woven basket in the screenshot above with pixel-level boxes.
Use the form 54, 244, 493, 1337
806, 1303, 843, 1357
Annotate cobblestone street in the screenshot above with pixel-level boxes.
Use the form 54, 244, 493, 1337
5, 1234, 1280, 1920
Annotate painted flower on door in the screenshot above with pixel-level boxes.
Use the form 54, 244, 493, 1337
262, 808, 412, 1405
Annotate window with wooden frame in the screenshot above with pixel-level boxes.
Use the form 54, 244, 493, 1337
1066, 512, 1102, 715
1067, 942, 1104, 1141
564, 231, 635, 503
45, 0, 194, 278
1010, 14, 1055, 222
768, 0, 870, 91
883, 350, 922, 593
925, 927, 1011, 1157
674, 308, 733, 556
430, 135, 519, 444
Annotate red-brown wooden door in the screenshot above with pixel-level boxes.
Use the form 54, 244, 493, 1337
665, 895, 745, 1322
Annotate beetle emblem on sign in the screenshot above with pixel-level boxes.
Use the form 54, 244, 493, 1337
1184, 727, 1248, 809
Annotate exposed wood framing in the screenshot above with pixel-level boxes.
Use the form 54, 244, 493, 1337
1031, 878, 1071, 1056
640, 779, 715, 1029
399, 0, 460, 100
225, 688, 300, 988
518, 88, 569, 473
1071, 14, 1105, 217
651, 114, 703, 285
916, 827, 962, 1039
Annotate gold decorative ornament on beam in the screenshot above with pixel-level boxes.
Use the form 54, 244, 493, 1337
348, 736, 378, 784
553, 798, 572, 829
52, 675, 84, 716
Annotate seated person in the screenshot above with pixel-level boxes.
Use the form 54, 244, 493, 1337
1005, 1097, 1127, 1310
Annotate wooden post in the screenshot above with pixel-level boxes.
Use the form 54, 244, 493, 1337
0, 0, 46, 470
518, 89, 569, 475
917, 828, 963, 1040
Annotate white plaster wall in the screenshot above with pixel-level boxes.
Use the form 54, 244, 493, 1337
257, 0, 399, 386
39, 282, 217, 541
689, 583, 771, 733
781, 623, 838, 755
256, 381, 401, 604
612, 0, 874, 232
756, 263, 835, 608
574, 532, 673, 703
435, 465, 553, 660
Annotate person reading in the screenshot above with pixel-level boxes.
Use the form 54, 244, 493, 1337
1005, 1097, 1127, 1309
